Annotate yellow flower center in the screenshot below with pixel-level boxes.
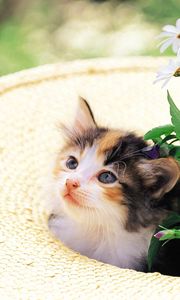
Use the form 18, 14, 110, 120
174, 67, 180, 77
177, 33, 180, 39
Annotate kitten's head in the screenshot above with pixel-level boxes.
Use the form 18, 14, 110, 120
53, 97, 179, 230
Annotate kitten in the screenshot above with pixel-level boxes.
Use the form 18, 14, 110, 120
46, 97, 180, 273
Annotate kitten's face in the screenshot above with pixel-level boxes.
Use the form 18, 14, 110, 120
53, 98, 179, 229
54, 130, 128, 222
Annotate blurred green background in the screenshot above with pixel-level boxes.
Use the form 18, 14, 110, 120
0, 0, 179, 76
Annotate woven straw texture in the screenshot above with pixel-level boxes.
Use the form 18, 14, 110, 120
0, 57, 180, 300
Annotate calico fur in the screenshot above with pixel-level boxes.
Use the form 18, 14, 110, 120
46, 97, 180, 274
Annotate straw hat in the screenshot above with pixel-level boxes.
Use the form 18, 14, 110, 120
0, 57, 180, 299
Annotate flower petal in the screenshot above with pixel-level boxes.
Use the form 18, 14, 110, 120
161, 77, 171, 88
172, 41, 179, 53
160, 38, 174, 53
156, 32, 175, 39
163, 25, 177, 33
154, 74, 171, 83
177, 48, 180, 57
176, 18, 180, 30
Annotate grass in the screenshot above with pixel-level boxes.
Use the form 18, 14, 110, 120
0, 21, 37, 75
0, 0, 179, 76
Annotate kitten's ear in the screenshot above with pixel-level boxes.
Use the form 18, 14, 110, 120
73, 97, 97, 133
139, 158, 179, 199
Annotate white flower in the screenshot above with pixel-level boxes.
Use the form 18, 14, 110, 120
157, 18, 180, 53
154, 55, 180, 88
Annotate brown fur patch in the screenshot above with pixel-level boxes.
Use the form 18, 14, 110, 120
97, 130, 122, 156
53, 144, 83, 177
104, 186, 124, 203
53, 159, 64, 177
53, 148, 69, 177
103, 186, 128, 225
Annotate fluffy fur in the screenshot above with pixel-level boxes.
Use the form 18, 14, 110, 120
45, 97, 180, 273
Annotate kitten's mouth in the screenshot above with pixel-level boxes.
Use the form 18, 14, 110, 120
63, 192, 82, 207
63, 192, 94, 209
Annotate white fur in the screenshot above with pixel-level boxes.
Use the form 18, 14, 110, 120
48, 212, 153, 270
44, 145, 155, 271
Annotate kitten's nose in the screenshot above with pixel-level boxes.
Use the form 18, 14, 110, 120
66, 179, 80, 191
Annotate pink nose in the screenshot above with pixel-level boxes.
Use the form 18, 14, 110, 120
66, 179, 80, 191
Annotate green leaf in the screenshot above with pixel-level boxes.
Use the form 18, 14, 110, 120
147, 212, 180, 271
147, 234, 160, 270
159, 134, 177, 145
167, 91, 180, 139
160, 213, 180, 232
152, 138, 163, 144
144, 124, 174, 140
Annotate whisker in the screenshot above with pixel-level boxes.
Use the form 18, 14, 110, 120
107, 140, 122, 161
119, 149, 146, 160
114, 161, 127, 178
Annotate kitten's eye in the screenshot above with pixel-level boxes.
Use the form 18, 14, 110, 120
98, 171, 117, 184
66, 156, 78, 170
